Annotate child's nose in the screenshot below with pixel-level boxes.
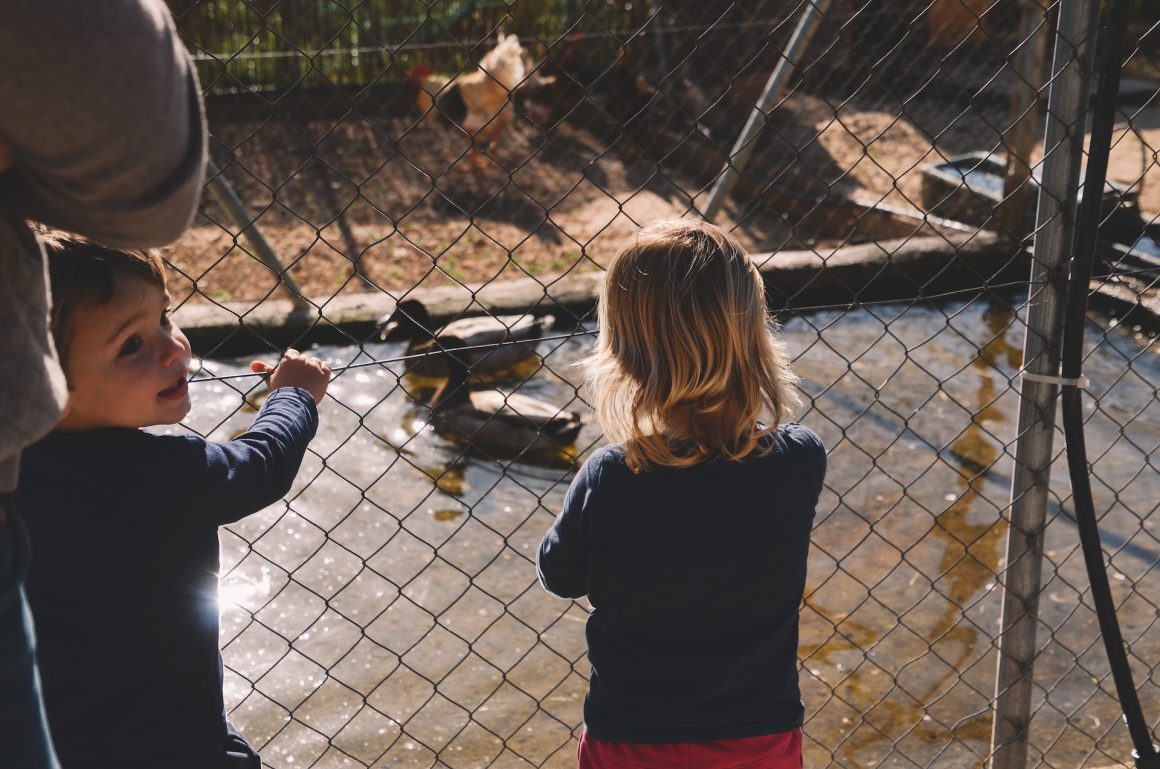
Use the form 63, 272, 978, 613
162, 327, 191, 365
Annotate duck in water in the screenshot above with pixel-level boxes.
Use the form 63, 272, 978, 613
424, 338, 582, 462
379, 299, 545, 379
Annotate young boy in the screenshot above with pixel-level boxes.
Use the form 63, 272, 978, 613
16, 236, 330, 769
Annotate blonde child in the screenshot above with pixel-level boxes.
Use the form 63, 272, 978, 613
17, 236, 329, 769
538, 219, 826, 769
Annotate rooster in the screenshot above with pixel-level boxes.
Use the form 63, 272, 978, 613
408, 33, 528, 171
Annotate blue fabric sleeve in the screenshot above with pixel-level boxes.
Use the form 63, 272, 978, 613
537, 458, 595, 599
168, 387, 318, 526
785, 422, 827, 505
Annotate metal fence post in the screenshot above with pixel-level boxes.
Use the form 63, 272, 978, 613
698, 0, 832, 223
989, 1, 1100, 768
204, 158, 312, 311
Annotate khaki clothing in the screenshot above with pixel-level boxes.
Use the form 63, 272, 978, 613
0, 0, 208, 492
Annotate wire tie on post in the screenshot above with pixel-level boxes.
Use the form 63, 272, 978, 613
1019, 368, 1090, 389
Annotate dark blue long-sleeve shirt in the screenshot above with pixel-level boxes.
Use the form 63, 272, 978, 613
538, 422, 826, 743
17, 387, 318, 769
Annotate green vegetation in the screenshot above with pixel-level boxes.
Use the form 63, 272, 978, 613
168, 0, 640, 95
439, 255, 466, 281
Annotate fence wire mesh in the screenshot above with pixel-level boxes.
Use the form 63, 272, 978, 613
153, 2, 1160, 768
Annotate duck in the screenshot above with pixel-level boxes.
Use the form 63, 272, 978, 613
378, 299, 545, 379
424, 338, 582, 462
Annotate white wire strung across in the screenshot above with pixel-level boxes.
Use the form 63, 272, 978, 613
187, 329, 600, 384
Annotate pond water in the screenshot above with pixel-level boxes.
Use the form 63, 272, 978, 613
171, 295, 1160, 769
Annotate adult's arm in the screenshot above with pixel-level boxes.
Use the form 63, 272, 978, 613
0, 0, 207, 247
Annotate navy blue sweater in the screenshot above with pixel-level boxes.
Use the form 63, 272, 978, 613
18, 388, 318, 769
538, 422, 826, 743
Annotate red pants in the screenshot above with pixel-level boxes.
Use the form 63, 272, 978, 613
578, 728, 803, 769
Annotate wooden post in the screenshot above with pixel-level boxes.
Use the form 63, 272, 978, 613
996, 0, 1051, 241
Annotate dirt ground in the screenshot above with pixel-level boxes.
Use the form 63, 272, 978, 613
166, 109, 800, 308
163, 93, 1160, 308
801, 97, 1160, 219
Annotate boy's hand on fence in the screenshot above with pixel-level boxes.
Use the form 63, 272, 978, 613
250, 348, 330, 405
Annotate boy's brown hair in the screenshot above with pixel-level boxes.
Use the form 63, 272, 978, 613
42, 233, 167, 376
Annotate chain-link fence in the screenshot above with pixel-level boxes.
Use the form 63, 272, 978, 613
155, 2, 1160, 768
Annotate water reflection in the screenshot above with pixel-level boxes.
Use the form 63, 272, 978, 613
178, 299, 1160, 769
219, 568, 273, 612
788, 296, 1159, 769
815, 302, 1021, 769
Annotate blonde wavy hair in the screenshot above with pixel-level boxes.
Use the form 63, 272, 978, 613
586, 218, 801, 472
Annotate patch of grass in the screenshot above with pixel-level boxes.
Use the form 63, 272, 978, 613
440, 256, 466, 281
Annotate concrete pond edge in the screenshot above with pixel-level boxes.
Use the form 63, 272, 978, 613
173, 230, 1157, 358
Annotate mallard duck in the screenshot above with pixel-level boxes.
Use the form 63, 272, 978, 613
425, 339, 582, 461
379, 299, 545, 379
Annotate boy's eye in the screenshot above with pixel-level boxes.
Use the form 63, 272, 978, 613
118, 335, 143, 358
